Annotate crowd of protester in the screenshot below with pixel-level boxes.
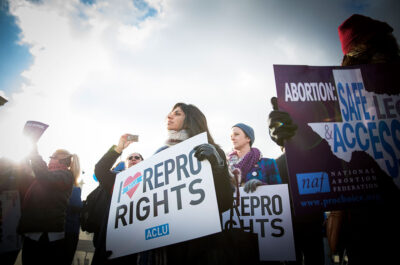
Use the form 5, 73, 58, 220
1, 13, 400, 265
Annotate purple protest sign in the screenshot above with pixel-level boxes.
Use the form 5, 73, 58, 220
23, 120, 49, 143
273, 64, 400, 215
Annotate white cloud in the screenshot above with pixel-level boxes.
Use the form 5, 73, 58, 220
2, 0, 399, 197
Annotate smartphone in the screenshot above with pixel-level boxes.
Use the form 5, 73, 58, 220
127, 134, 139, 142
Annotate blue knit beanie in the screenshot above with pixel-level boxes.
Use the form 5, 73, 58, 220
233, 123, 255, 146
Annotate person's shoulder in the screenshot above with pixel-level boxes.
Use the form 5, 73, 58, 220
259, 157, 276, 165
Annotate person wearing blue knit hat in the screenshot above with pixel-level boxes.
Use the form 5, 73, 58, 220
228, 123, 282, 193
232, 123, 255, 146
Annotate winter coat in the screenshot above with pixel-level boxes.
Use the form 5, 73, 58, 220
17, 154, 73, 234
243, 158, 282, 185
92, 146, 136, 265
93, 142, 234, 265
158, 143, 234, 265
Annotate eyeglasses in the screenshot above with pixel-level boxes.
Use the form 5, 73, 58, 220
49, 155, 71, 163
128, 155, 141, 161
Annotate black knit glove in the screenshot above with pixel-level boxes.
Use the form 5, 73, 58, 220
194, 144, 225, 173
268, 97, 298, 147
244, 179, 263, 193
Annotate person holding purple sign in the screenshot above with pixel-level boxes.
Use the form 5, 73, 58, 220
268, 109, 326, 265
17, 146, 80, 265
268, 14, 400, 265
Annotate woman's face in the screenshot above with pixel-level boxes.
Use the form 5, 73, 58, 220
48, 155, 60, 167
48, 152, 67, 166
167, 106, 186, 131
126, 153, 143, 168
231, 127, 250, 150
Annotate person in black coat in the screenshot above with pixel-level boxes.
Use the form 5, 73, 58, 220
17, 147, 80, 265
93, 103, 234, 265
268, 14, 400, 265
91, 137, 143, 265
147, 102, 234, 265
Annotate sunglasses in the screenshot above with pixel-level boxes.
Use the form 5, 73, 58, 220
49, 155, 71, 160
128, 155, 141, 161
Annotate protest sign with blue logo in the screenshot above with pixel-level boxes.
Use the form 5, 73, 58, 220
273, 63, 400, 215
106, 132, 221, 259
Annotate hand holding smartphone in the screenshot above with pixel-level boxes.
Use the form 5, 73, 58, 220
127, 134, 139, 142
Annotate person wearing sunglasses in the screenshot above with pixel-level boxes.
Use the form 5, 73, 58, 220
17, 146, 80, 265
126, 153, 143, 168
108, 153, 143, 174
91, 134, 143, 265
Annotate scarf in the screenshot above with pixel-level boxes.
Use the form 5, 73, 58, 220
165, 130, 189, 146
228, 147, 261, 185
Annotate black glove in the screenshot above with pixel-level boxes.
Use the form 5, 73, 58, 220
244, 179, 263, 193
106, 250, 113, 259
194, 143, 225, 173
268, 97, 298, 147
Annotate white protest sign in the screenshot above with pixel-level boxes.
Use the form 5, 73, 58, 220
107, 132, 221, 259
222, 184, 295, 261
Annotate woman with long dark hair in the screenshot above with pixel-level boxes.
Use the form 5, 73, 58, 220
160, 102, 233, 211
139, 102, 234, 265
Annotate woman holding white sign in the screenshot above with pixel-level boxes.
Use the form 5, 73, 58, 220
139, 102, 234, 265
159, 102, 233, 212
228, 123, 282, 193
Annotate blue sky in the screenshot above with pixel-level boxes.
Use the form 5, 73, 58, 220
0, 0, 158, 98
0, 5, 32, 96
1, 0, 399, 197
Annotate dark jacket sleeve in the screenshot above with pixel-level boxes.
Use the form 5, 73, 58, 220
276, 153, 289, 184
30, 154, 73, 191
213, 146, 234, 213
94, 146, 121, 194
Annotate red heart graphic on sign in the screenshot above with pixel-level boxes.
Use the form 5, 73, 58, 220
123, 172, 142, 198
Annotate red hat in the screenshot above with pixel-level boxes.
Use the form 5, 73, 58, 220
338, 14, 393, 54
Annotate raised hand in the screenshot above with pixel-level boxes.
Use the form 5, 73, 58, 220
268, 97, 298, 147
